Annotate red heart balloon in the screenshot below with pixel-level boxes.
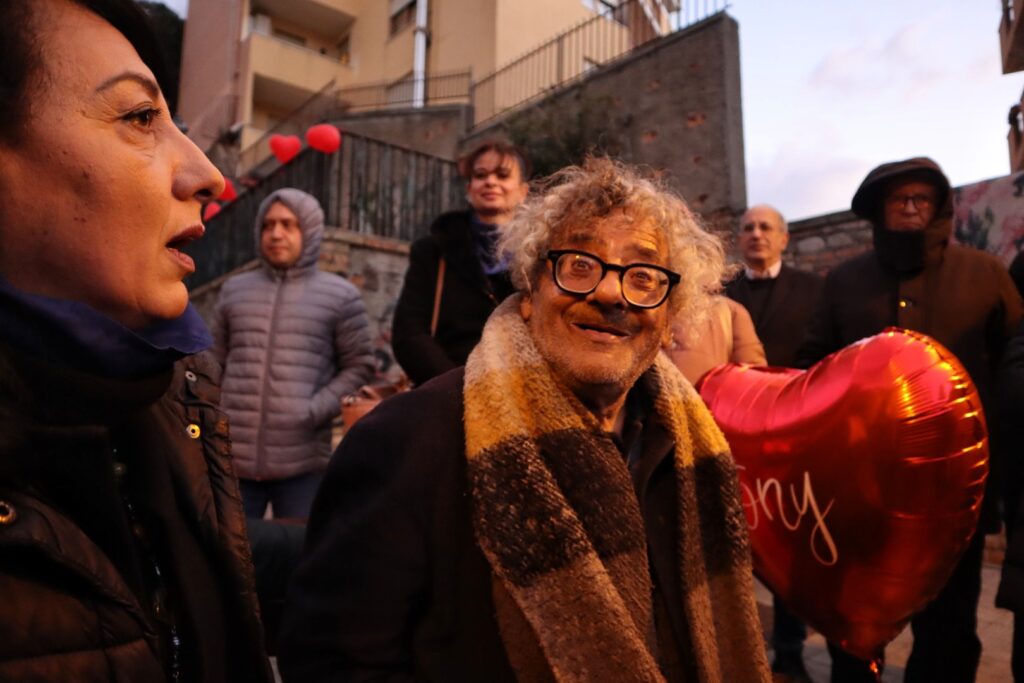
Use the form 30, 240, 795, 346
219, 178, 237, 202
269, 134, 302, 164
203, 202, 221, 221
305, 123, 342, 153
697, 328, 987, 660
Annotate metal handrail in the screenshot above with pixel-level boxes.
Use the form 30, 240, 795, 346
470, 0, 726, 127
332, 70, 472, 111
236, 70, 471, 176
236, 80, 339, 176
187, 131, 464, 290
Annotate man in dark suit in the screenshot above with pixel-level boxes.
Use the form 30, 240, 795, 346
726, 204, 823, 682
726, 205, 824, 369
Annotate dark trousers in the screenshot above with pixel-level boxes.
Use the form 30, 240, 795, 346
240, 471, 324, 519
828, 529, 986, 682
245, 519, 306, 655
772, 593, 807, 665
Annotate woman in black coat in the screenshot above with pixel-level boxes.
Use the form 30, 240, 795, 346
0, 1, 270, 680
391, 141, 529, 384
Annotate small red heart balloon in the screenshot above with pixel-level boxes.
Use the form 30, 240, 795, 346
697, 328, 987, 660
203, 202, 221, 221
269, 134, 302, 164
219, 178, 237, 202
305, 123, 342, 153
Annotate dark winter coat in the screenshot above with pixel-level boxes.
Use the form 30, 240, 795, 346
277, 368, 703, 682
0, 349, 271, 683
998, 319, 1024, 612
212, 189, 375, 481
795, 157, 1022, 531
725, 264, 824, 368
391, 211, 515, 385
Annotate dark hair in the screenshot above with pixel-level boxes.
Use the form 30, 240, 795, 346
457, 140, 532, 181
0, 0, 168, 144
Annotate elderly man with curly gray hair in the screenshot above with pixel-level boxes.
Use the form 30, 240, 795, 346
279, 158, 771, 683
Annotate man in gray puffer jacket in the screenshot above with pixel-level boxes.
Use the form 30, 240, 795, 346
213, 188, 375, 519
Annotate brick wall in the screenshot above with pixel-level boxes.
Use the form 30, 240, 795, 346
784, 211, 873, 276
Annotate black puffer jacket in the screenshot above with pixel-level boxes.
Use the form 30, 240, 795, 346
0, 350, 271, 682
796, 157, 1022, 531
392, 211, 515, 385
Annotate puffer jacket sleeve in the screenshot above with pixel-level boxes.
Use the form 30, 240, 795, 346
308, 282, 375, 427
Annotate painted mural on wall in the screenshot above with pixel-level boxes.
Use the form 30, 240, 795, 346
953, 171, 1024, 265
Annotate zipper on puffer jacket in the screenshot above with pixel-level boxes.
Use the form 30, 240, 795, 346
253, 275, 286, 480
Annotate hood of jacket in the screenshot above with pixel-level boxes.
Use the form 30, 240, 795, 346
851, 157, 953, 274
253, 188, 324, 277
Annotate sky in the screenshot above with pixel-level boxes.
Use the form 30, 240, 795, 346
162, 0, 1023, 221
728, 0, 1023, 220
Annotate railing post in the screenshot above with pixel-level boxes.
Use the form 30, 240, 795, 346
468, 77, 477, 127
557, 36, 565, 82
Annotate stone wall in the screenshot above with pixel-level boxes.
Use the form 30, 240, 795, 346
333, 105, 472, 160
190, 229, 412, 382
785, 211, 872, 276
758, 171, 1024, 277
464, 12, 746, 216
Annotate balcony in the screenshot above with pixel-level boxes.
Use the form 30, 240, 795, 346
251, 0, 357, 37
1000, 0, 1024, 73
245, 30, 354, 108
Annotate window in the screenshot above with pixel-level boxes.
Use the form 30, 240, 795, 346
588, 0, 629, 26
390, 0, 417, 36
337, 35, 351, 65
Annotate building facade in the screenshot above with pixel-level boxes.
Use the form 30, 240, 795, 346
177, 0, 680, 155
1000, 0, 1024, 171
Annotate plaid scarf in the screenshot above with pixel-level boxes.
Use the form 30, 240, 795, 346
463, 297, 769, 682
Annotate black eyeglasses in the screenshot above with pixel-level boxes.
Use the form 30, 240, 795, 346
885, 193, 935, 210
543, 249, 681, 309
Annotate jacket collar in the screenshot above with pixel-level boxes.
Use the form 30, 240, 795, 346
431, 211, 491, 287
0, 278, 209, 381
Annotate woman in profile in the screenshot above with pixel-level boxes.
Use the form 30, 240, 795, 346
0, 1, 270, 680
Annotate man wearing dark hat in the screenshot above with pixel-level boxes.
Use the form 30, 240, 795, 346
797, 157, 1022, 682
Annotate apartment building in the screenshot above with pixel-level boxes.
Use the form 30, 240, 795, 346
176, 0, 666, 154
1000, 0, 1024, 170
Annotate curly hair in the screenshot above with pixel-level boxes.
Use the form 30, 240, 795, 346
497, 156, 726, 333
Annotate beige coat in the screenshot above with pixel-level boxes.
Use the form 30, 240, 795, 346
666, 296, 766, 384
